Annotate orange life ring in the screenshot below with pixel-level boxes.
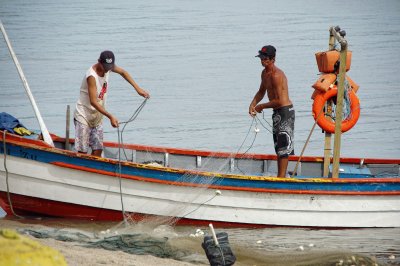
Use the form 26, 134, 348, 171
312, 86, 360, 133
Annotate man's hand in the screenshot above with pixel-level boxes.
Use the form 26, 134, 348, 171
138, 88, 150, 99
110, 115, 119, 128
254, 104, 263, 113
249, 105, 257, 117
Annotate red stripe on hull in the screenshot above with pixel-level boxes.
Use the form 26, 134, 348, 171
0, 192, 268, 228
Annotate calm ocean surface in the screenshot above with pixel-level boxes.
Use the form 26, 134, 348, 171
1, 0, 399, 265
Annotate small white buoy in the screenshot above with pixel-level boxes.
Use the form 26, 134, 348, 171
388, 254, 395, 260
215, 190, 222, 195
196, 229, 204, 235
308, 243, 314, 247
298, 245, 304, 251
254, 127, 260, 133
256, 240, 262, 244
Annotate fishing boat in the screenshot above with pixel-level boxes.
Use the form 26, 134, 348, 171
1, 22, 399, 228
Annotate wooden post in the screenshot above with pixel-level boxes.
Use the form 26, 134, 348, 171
330, 27, 348, 178
65, 105, 70, 150
323, 30, 336, 177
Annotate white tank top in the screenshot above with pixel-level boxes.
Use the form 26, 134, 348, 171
74, 66, 110, 127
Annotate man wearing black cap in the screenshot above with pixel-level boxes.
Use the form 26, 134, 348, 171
249, 45, 295, 177
74, 50, 150, 157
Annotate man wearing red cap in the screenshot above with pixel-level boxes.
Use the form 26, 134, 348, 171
74, 50, 150, 157
249, 45, 295, 177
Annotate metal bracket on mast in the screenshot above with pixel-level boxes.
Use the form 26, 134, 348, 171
0, 20, 54, 147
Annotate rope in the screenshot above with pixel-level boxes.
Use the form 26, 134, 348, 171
257, 112, 273, 134
120, 99, 148, 160
179, 115, 272, 218
329, 78, 352, 121
235, 114, 274, 174
115, 98, 148, 225
217, 245, 226, 266
234, 117, 258, 174
179, 192, 219, 220
2, 131, 24, 219
234, 117, 256, 156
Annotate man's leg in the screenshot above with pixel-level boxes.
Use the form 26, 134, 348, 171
277, 156, 289, 177
89, 124, 104, 157
74, 119, 90, 154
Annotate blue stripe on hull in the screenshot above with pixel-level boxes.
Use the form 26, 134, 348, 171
2, 143, 400, 193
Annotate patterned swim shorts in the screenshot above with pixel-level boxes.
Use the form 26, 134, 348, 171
74, 119, 104, 153
272, 105, 295, 158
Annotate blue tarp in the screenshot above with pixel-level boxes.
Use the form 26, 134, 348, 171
0, 112, 26, 134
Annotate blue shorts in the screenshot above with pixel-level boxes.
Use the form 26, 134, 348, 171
74, 119, 104, 153
272, 105, 295, 158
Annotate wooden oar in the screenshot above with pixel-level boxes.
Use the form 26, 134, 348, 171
0, 20, 54, 147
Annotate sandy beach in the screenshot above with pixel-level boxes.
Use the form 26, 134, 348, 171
0, 219, 202, 266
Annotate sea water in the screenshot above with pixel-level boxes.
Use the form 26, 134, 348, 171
0, 0, 399, 265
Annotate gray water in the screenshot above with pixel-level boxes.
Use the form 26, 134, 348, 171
1, 0, 400, 265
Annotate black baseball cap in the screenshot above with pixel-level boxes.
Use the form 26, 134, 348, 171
256, 45, 276, 59
99, 50, 115, 71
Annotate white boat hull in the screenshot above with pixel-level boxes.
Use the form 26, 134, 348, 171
1, 155, 399, 227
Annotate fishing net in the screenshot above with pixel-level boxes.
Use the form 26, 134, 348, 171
101, 108, 275, 229
17, 226, 205, 264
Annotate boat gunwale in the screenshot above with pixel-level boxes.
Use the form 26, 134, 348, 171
1, 131, 399, 186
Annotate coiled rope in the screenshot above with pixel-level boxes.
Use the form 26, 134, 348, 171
328, 78, 352, 121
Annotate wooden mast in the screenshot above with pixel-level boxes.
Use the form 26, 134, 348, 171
322, 29, 336, 177
329, 26, 348, 178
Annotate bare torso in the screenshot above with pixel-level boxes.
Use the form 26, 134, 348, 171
261, 65, 292, 109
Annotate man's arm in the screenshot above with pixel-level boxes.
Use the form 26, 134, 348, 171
249, 72, 267, 116
87, 76, 119, 127
112, 66, 150, 98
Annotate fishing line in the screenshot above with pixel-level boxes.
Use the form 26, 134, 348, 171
235, 114, 273, 175
119, 98, 148, 160
179, 191, 220, 220
164, 118, 262, 221
257, 112, 273, 134
116, 98, 148, 224
234, 117, 256, 156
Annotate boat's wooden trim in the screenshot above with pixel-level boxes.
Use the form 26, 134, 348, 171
3, 131, 400, 165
